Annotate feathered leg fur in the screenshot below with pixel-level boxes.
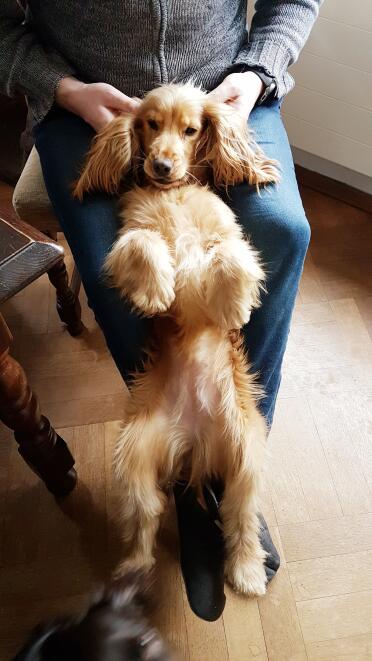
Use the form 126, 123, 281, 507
222, 465, 267, 595
114, 409, 170, 572
208, 329, 268, 595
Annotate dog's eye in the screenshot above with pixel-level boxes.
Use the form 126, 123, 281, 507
148, 119, 158, 131
184, 127, 197, 136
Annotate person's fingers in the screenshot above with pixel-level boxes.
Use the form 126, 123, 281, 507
104, 86, 140, 112
110, 95, 140, 112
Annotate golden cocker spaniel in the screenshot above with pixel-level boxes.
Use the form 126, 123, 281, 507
74, 83, 279, 596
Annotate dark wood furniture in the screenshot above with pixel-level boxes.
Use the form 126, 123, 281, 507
12, 146, 82, 302
0, 212, 82, 496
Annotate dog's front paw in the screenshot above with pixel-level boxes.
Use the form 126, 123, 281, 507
226, 555, 267, 596
131, 267, 175, 315
203, 239, 264, 330
105, 229, 175, 316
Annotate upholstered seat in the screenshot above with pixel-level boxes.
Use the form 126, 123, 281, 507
12, 146, 60, 236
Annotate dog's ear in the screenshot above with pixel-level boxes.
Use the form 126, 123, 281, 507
73, 113, 139, 200
199, 99, 280, 188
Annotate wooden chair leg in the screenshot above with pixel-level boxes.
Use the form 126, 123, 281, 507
0, 314, 77, 497
70, 264, 82, 299
48, 258, 83, 337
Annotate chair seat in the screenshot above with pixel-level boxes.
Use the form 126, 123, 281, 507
12, 146, 61, 235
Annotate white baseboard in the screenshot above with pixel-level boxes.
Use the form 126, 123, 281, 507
291, 147, 372, 195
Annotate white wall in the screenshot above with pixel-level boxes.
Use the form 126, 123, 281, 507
282, 0, 372, 187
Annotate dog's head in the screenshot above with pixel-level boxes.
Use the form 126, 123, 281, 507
73, 83, 279, 199
13, 573, 172, 661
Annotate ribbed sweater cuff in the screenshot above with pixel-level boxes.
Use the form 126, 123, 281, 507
233, 40, 294, 98
12, 51, 76, 123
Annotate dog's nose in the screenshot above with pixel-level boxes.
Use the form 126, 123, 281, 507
152, 158, 173, 178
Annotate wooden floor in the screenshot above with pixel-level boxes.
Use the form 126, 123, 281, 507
1, 181, 372, 660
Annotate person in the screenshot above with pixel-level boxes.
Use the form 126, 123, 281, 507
0, 0, 321, 622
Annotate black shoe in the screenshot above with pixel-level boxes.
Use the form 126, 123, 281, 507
174, 482, 226, 621
174, 482, 280, 622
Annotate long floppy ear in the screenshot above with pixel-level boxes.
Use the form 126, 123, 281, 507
73, 113, 139, 200
199, 99, 280, 188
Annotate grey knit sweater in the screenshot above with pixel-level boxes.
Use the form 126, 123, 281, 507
1, 1, 321, 124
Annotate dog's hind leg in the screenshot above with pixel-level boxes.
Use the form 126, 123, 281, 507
114, 415, 168, 574
117, 472, 167, 574
221, 463, 267, 596
220, 417, 267, 597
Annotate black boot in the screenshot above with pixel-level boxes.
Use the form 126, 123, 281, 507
174, 482, 226, 621
174, 482, 280, 622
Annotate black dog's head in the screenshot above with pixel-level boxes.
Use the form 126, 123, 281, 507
13, 573, 172, 661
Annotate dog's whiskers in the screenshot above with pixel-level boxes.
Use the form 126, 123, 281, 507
185, 170, 200, 185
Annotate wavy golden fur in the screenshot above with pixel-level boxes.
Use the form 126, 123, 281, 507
74, 83, 279, 596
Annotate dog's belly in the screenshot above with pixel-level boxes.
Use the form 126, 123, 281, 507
160, 328, 225, 479
169, 354, 218, 431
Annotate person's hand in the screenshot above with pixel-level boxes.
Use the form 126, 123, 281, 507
56, 76, 140, 131
208, 71, 264, 120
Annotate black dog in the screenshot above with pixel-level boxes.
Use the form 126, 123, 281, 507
13, 573, 172, 661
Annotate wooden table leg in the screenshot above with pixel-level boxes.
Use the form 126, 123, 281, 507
0, 313, 77, 497
48, 259, 83, 337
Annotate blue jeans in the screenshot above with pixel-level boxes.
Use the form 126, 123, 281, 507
34, 99, 310, 427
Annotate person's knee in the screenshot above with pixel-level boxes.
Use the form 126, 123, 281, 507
290, 211, 311, 258
264, 205, 310, 264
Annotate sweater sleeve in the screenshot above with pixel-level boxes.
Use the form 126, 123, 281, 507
0, 1, 76, 122
233, 0, 323, 97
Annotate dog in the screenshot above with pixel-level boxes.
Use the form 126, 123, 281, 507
13, 573, 172, 661
74, 83, 279, 597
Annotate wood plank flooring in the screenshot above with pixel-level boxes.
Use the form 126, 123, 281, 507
1, 181, 372, 660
